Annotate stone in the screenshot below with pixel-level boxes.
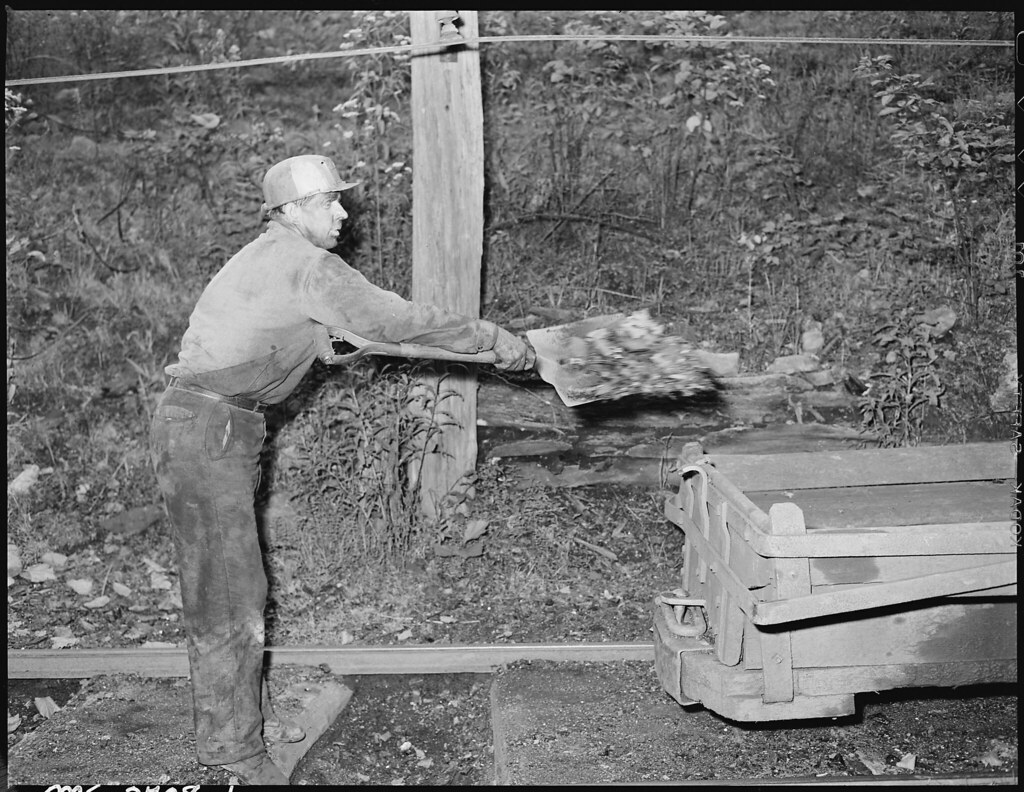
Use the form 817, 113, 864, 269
98, 504, 164, 536
768, 354, 820, 375
800, 321, 825, 356
800, 368, 836, 389
694, 350, 739, 377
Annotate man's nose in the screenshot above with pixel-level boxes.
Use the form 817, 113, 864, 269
336, 205, 348, 220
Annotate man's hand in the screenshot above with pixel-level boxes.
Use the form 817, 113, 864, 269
492, 327, 535, 372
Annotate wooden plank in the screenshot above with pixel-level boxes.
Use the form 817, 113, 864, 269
708, 442, 1012, 491
694, 480, 773, 589
679, 478, 696, 594
809, 553, 1010, 586
477, 380, 858, 435
795, 659, 1019, 697
743, 599, 1016, 670
665, 497, 759, 618
268, 681, 353, 778
666, 489, 1013, 558
759, 503, 810, 703
652, 608, 710, 706
624, 424, 869, 459
681, 650, 854, 721
671, 475, 751, 670
708, 498, 742, 666
745, 481, 1012, 529
507, 435, 1010, 493
6, 642, 656, 679
721, 506, 773, 589
409, 11, 485, 519
748, 522, 1016, 559
703, 655, 1017, 698
810, 581, 1016, 599
750, 560, 1017, 626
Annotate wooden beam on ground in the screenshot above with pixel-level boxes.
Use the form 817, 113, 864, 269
268, 681, 353, 778
7, 642, 656, 679
409, 11, 485, 519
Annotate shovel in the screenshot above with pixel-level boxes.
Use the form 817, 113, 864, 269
525, 314, 625, 406
315, 323, 603, 405
316, 314, 720, 408
526, 313, 728, 406
317, 325, 499, 367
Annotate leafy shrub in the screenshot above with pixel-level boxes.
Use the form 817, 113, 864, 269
854, 53, 1013, 322
268, 364, 459, 573
858, 309, 947, 447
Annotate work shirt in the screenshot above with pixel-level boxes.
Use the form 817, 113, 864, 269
165, 220, 497, 404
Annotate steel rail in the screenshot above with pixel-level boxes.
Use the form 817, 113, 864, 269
7, 641, 655, 679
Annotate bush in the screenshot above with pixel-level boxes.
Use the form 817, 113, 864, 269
266, 363, 460, 575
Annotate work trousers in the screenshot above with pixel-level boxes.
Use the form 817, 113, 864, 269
149, 385, 268, 766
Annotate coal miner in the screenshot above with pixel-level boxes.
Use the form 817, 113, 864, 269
150, 154, 532, 784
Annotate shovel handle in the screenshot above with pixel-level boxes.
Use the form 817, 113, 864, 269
322, 343, 498, 366
315, 324, 498, 366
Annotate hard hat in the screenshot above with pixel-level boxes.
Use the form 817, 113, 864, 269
261, 154, 360, 210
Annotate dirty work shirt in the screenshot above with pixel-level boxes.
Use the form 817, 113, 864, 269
165, 219, 497, 402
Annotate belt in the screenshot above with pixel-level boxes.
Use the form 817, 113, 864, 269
167, 378, 266, 413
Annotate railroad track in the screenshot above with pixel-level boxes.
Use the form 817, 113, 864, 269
7, 641, 654, 678
8, 642, 1017, 787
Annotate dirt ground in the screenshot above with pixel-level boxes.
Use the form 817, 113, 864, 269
6, 423, 1018, 784
490, 661, 1018, 784
293, 672, 494, 786
7, 664, 1017, 785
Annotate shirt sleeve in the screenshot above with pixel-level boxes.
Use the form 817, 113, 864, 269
299, 253, 499, 354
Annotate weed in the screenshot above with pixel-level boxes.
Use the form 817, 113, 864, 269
269, 364, 457, 577
858, 309, 946, 447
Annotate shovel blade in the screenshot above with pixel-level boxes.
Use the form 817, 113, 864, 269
526, 314, 626, 407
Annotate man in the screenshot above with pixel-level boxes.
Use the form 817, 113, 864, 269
150, 154, 532, 784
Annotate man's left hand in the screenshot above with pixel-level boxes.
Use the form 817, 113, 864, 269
492, 327, 534, 372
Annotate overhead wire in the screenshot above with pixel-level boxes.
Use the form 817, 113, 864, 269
4, 32, 1013, 88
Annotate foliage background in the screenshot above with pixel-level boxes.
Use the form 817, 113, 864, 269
6, 10, 1016, 582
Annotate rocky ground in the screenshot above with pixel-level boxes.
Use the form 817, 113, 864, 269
8, 473, 683, 654
7, 406, 1018, 784
7, 665, 1017, 785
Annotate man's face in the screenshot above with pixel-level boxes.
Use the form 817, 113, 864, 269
286, 192, 348, 250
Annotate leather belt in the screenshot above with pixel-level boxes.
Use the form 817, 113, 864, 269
167, 378, 266, 413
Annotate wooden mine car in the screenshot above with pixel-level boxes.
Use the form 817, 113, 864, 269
654, 442, 1017, 721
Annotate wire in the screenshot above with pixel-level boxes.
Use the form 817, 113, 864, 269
5, 32, 1012, 88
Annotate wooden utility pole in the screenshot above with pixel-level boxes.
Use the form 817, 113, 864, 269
409, 11, 484, 519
